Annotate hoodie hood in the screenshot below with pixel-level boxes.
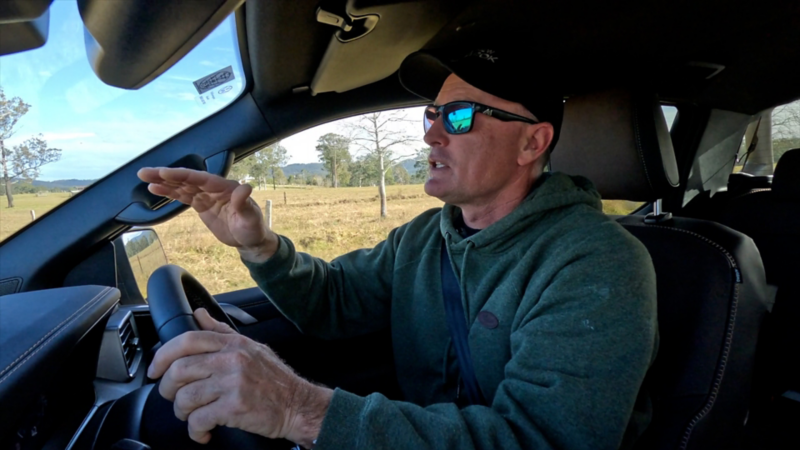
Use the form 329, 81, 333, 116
440, 172, 602, 252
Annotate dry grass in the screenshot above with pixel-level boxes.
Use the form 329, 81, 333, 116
0, 192, 73, 242
1, 187, 639, 294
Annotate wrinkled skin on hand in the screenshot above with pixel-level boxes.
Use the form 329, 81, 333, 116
137, 167, 278, 262
148, 309, 332, 447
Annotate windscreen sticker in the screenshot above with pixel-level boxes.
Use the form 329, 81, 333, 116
193, 66, 235, 94
195, 84, 237, 107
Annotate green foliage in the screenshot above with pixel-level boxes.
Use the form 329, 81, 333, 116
392, 165, 411, 185
227, 156, 254, 182
316, 133, 352, 188
227, 141, 289, 189
411, 147, 431, 184
123, 231, 159, 257
348, 154, 381, 187
0, 182, 49, 195
0, 88, 63, 207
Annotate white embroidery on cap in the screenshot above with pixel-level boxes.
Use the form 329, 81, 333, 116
464, 49, 499, 63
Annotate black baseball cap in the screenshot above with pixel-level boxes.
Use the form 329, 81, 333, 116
399, 48, 564, 149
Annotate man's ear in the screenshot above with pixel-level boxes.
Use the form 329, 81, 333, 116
518, 122, 554, 167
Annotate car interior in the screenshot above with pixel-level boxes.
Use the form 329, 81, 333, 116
0, 1, 798, 449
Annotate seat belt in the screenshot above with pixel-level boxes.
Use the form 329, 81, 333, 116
440, 240, 487, 407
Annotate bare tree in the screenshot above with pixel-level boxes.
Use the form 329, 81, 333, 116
345, 110, 418, 217
772, 100, 800, 140
0, 89, 61, 208
771, 100, 800, 161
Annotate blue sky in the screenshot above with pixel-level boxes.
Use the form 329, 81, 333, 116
0, 0, 245, 181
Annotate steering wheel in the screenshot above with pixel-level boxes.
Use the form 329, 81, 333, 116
141, 265, 281, 449
147, 264, 238, 343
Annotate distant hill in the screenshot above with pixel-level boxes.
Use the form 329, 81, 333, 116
399, 159, 420, 174
32, 179, 96, 188
282, 160, 422, 177
282, 163, 326, 176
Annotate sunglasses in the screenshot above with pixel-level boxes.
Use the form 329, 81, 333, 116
424, 101, 539, 134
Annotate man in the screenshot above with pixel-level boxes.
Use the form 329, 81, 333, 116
140, 48, 658, 449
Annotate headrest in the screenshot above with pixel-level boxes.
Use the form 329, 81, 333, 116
772, 148, 800, 200
550, 89, 680, 202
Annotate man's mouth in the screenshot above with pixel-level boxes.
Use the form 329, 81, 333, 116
430, 161, 448, 169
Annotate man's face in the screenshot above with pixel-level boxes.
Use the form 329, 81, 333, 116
423, 74, 541, 207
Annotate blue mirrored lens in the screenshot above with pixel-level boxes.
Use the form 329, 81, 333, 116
445, 105, 473, 134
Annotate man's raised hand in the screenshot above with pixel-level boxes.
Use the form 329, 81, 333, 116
137, 167, 278, 262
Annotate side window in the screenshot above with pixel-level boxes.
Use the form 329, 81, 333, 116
772, 99, 800, 165
735, 99, 800, 175
154, 107, 440, 294
662, 105, 678, 131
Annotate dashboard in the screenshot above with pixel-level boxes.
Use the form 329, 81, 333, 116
0, 286, 156, 450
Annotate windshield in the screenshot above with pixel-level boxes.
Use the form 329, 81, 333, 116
0, 0, 244, 242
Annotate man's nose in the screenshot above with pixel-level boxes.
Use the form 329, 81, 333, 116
423, 115, 449, 148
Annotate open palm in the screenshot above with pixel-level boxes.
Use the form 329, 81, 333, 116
137, 167, 270, 250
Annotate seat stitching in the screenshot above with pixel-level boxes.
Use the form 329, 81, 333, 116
0, 288, 112, 385
0, 287, 113, 380
680, 284, 738, 449
620, 223, 741, 449
623, 223, 738, 269
729, 188, 771, 203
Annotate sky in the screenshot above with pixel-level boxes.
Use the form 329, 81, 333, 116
0, 0, 246, 181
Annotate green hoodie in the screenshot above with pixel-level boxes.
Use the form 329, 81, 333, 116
244, 172, 658, 450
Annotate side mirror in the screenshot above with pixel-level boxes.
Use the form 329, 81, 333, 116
120, 228, 168, 302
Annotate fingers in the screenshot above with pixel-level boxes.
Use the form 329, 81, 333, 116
159, 353, 215, 401
157, 167, 239, 194
148, 331, 227, 380
137, 167, 164, 183
139, 167, 240, 200
187, 402, 222, 444
194, 308, 236, 334
230, 183, 254, 212
173, 377, 220, 421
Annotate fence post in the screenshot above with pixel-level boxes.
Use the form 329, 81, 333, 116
284, 191, 287, 205
30, 210, 36, 221
265, 200, 273, 228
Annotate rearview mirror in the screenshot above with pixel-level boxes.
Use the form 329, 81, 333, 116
78, 0, 244, 89
121, 228, 167, 301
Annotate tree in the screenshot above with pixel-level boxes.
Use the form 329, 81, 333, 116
227, 156, 255, 183
1, 89, 62, 208
258, 142, 288, 190
348, 158, 375, 187
393, 165, 411, 185
345, 111, 418, 217
772, 100, 800, 161
316, 133, 352, 188
243, 142, 288, 190
411, 147, 431, 184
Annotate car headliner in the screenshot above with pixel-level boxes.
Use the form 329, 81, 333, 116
246, 0, 800, 141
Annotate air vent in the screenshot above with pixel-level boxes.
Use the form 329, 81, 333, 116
118, 318, 140, 371
97, 309, 143, 382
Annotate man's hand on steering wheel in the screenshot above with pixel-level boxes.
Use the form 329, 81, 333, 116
137, 167, 279, 263
147, 308, 333, 448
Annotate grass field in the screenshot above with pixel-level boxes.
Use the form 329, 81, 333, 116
0, 186, 640, 294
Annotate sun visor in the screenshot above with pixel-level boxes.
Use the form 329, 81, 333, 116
309, 0, 462, 95
0, 0, 52, 56
77, 0, 243, 90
